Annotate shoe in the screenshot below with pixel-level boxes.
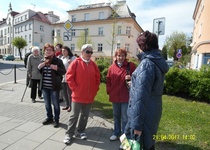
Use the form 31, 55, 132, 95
110, 135, 118, 141
63, 134, 72, 145
54, 121, 59, 128
32, 99, 36, 103
62, 107, 69, 110
67, 107, 71, 112
38, 96, 43, 99
42, 118, 53, 125
78, 132, 87, 140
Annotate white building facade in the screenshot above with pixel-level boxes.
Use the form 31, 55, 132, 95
53, 1, 143, 59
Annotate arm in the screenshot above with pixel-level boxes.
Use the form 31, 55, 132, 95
66, 60, 77, 90
27, 56, 32, 77
106, 67, 112, 94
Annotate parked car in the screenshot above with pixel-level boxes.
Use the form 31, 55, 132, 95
3, 55, 15, 61
0, 54, 3, 59
166, 60, 174, 68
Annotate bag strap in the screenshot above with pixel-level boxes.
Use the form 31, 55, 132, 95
126, 62, 130, 75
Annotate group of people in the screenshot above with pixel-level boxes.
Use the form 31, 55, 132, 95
107, 31, 169, 150
24, 30, 169, 150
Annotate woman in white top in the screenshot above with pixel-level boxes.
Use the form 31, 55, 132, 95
60, 46, 76, 112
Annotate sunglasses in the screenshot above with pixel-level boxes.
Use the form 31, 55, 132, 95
85, 50, 93, 54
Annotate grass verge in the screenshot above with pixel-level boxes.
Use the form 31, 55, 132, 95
93, 83, 210, 150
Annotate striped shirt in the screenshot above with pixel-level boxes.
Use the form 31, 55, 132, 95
42, 66, 52, 89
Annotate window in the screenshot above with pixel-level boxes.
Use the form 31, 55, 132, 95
72, 15, 76, 22
25, 25, 27, 31
40, 25, 44, 31
25, 35, 27, 40
98, 27, 103, 35
70, 44, 75, 51
125, 43, 130, 52
117, 26, 122, 35
126, 26, 131, 35
40, 35, 44, 43
29, 34, 31, 42
57, 30, 61, 37
199, 23, 202, 37
84, 13, 89, 21
99, 12, 104, 19
98, 43, 103, 52
117, 43, 121, 49
71, 29, 75, 36
21, 26, 23, 32
25, 15, 27, 20
29, 24, 32, 30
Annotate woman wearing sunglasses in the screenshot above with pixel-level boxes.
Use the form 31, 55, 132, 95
64, 44, 100, 145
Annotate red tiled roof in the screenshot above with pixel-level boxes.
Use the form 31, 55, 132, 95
30, 12, 51, 24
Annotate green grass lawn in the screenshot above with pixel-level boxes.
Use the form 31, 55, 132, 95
93, 83, 210, 150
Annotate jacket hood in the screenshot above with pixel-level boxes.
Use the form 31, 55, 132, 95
142, 49, 169, 74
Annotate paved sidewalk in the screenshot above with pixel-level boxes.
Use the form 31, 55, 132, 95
0, 79, 120, 150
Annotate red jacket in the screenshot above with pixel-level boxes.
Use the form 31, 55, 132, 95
66, 57, 100, 104
106, 60, 136, 103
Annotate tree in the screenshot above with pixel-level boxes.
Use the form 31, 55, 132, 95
161, 45, 168, 60
12, 37, 27, 60
76, 29, 93, 50
164, 31, 187, 61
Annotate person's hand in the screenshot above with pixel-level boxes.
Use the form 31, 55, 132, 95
50, 64, 58, 71
125, 75, 131, 81
38, 62, 45, 69
134, 130, 142, 136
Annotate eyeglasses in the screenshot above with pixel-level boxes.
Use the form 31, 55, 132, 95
85, 50, 93, 54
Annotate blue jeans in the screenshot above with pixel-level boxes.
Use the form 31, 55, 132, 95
112, 102, 128, 137
42, 88, 60, 121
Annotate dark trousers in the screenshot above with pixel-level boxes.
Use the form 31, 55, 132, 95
30, 79, 42, 99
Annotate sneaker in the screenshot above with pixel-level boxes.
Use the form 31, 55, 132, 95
79, 132, 87, 140
32, 99, 36, 103
63, 134, 72, 145
42, 118, 53, 125
110, 135, 118, 141
54, 121, 59, 128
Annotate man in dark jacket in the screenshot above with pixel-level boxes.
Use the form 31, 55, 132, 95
125, 31, 169, 150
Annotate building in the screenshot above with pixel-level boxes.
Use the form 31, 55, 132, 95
191, 0, 210, 69
1, 1, 143, 59
53, 0, 143, 59
0, 3, 59, 58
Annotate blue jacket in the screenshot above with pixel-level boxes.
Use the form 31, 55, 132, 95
126, 49, 169, 149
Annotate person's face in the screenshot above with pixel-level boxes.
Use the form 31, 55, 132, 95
44, 47, 54, 57
82, 48, 93, 60
33, 50, 39, 56
62, 49, 68, 57
56, 46, 61, 52
116, 53, 126, 64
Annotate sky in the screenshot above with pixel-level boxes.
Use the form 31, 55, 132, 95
0, 0, 197, 48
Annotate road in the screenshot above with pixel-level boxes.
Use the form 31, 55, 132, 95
0, 59, 26, 84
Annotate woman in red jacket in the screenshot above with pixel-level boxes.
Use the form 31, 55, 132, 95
106, 48, 136, 141
63, 44, 100, 145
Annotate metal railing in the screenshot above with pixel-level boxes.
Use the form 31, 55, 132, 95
0, 64, 26, 83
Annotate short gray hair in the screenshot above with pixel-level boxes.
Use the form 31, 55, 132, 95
81, 44, 93, 51
32, 46, 40, 53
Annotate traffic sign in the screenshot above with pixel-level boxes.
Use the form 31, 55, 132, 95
176, 52, 182, 58
178, 49, 182, 53
64, 20, 73, 31
63, 32, 72, 41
